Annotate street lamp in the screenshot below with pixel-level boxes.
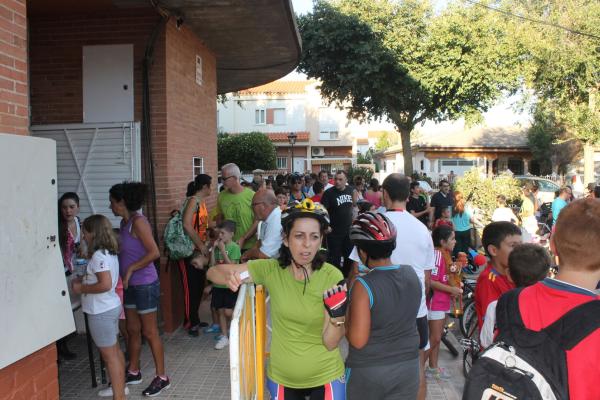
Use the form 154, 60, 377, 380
287, 132, 297, 173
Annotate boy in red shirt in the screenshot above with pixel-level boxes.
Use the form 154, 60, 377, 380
474, 221, 522, 330
506, 199, 600, 399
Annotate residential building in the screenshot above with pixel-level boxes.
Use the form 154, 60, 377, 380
0, 0, 300, 393
218, 79, 393, 173
375, 125, 534, 179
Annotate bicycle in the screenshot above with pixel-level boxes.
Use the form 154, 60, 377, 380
441, 321, 460, 357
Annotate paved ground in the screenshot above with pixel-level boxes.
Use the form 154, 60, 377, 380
59, 304, 464, 400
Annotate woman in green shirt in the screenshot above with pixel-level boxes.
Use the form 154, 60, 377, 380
207, 199, 347, 399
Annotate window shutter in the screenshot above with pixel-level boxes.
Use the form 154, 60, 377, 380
266, 108, 274, 124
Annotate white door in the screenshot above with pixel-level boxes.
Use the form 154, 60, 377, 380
83, 44, 134, 123
293, 158, 306, 174
31, 122, 141, 227
0, 134, 74, 369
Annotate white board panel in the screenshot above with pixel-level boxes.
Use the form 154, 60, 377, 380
0, 133, 75, 369
83, 44, 134, 123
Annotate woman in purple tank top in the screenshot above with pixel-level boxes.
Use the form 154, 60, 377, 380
109, 182, 170, 397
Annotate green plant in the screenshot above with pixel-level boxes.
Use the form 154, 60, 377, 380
357, 148, 373, 164
217, 132, 276, 171
454, 169, 521, 225
347, 165, 374, 184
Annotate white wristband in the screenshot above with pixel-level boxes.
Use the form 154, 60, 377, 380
239, 270, 250, 280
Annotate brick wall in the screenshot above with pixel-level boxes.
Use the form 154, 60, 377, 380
0, 0, 28, 135
0, 3, 60, 399
158, 21, 218, 330
0, 345, 59, 400
29, 9, 159, 125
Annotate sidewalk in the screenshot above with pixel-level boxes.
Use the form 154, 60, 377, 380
59, 299, 464, 400
58, 329, 464, 400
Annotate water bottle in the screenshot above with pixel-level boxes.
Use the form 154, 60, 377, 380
74, 258, 88, 277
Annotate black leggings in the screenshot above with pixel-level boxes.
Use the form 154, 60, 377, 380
454, 229, 472, 258
178, 259, 206, 328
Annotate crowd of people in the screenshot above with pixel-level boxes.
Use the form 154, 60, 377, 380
57, 163, 600, 399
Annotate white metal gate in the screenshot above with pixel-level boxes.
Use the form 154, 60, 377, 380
31, 122, 141, 227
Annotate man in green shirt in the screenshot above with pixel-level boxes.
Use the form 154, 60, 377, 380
215, 163, 257, 251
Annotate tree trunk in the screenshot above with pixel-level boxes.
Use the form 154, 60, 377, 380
583, 141, 595, 185
399, 126, 413, 176
388, 111, 414, 176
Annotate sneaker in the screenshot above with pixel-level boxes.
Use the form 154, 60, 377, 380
98, 385, 130, 397
203, 324, 221, 334
142, 376, 171, 397
427, 366, 452, 380
126, 370, 143, 385
214, 335, 229, 350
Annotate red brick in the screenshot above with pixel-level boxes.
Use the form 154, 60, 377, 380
0, 6, 13, 23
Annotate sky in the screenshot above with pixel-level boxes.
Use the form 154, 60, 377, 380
287, 0, 531, 131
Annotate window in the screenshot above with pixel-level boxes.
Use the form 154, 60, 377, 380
192, 156, 204, 178
273, 108, 286, 125
319, 130, 339, 140
276, 157, 288, 170
255, 109, 266, 125
441, 159, 474, 167
195, 55, 203, 86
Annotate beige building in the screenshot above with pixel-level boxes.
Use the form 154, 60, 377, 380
218, 79, 393, 173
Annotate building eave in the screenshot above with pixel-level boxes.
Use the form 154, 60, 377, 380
29, 0, 302, 95
165, 0, 302, 94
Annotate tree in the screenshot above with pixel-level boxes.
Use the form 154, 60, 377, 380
217, 132, 276, 171
504, 0, 600, 182
298, 0, 522, 175
373, 131, 399, 152
455, 170, 522, 225
527, 106, 580, 175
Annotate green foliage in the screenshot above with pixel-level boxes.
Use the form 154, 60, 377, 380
347, 165, 374, 184
298, 0, 522, 175
357, 149, 373, 164
374, 131, 399, 151
217, 132, 276, 171
454, 169, 522, 225
504, 0, 600, 145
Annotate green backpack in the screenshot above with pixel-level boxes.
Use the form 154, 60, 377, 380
164, 198, 198, 260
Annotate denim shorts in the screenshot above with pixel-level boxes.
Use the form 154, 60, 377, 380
124, 280, 160, 314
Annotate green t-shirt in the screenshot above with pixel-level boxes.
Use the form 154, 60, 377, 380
216, 188, 256, 250
247, 259, 344, 388
212, 242, 241, 289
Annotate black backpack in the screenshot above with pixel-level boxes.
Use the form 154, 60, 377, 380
463, 288, 600, 400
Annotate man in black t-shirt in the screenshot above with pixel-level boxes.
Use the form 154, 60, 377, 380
321, 170, 354, 275
406, 181, 430, 227
429, 179, 453, 225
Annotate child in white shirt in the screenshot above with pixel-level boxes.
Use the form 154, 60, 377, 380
72, 215, 127, 399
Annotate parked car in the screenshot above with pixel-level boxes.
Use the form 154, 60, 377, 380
514, 176, 560, 204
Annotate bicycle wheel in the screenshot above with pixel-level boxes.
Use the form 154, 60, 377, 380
459, 300, 477, 337
441, 332, 459, 357
463, 348, 474, 377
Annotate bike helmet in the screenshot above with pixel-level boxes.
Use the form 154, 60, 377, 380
281, 198, 330, 230
350, 212, 397, 246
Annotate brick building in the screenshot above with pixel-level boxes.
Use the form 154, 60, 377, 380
0, 0, 300, 397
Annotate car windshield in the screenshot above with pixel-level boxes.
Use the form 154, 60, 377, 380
535, 179, 559, 191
